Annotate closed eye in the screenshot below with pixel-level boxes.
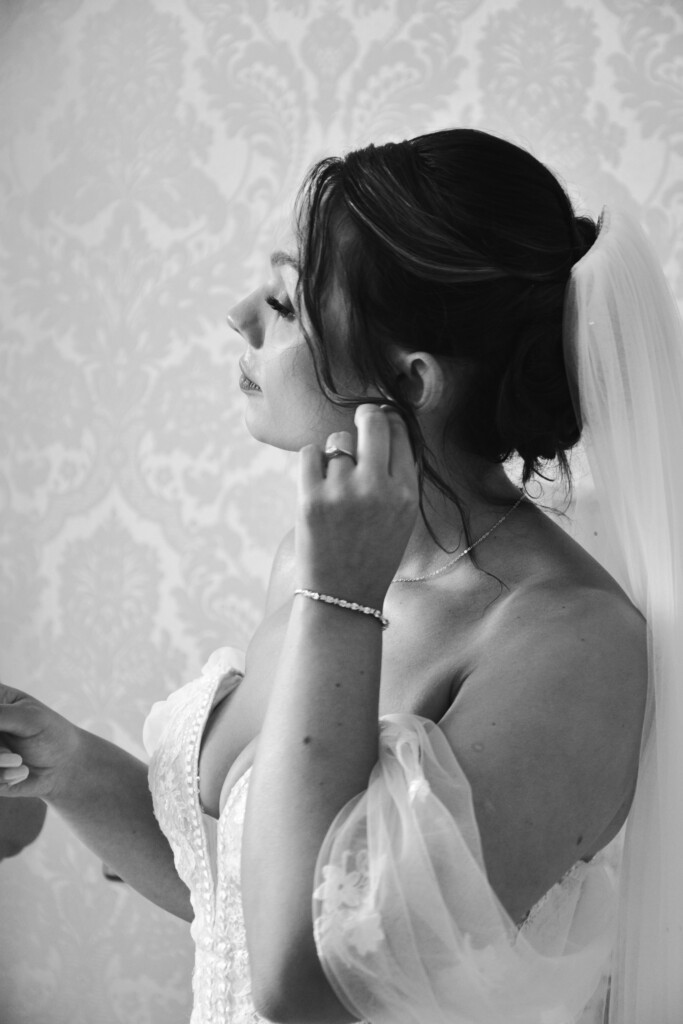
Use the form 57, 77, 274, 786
265, 295, 296, 322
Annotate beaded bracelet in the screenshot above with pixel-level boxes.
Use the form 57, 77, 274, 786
294, 588, 389, 630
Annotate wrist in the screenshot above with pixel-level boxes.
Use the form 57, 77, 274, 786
294, 588, 389, 630
46, 725, 93, 807
294, 571, 389, 612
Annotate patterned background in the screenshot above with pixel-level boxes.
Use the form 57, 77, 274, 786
0, 0, 681, 1020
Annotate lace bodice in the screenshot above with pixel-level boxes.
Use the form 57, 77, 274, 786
146, 649, 616, 1024
146, 648, 260, 1024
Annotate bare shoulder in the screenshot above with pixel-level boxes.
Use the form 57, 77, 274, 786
468, 577, 648, 713
439, 579, 647, 922
486, 578, 645, 716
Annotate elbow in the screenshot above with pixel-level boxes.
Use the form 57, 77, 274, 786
247, 920, 316, 1022
245, 905, 354, 1023
250, 966, 319, 1024
250, 987, 294, 1024
250, 958, 349, 1024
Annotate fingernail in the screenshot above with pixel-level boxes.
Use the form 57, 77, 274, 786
0, 754, 21, 768
380, 404, 405, 422
7, 768, 29, 784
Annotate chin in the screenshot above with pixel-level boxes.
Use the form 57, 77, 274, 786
243, 415, 307, 453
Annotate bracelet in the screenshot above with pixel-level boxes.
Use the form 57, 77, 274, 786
294, 588, 389, 630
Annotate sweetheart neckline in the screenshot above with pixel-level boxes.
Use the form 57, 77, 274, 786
201, 764, 253, 824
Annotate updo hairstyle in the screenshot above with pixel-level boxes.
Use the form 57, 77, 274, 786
294, 128, 596, 509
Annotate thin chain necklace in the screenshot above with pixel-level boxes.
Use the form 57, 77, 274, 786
392, 492, 525, 584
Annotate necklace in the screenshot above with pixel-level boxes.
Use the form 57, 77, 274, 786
392, 493, 525, 584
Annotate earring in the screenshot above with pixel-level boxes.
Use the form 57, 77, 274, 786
523, 478, 543, 500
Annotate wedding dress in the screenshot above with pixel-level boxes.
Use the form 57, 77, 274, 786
144, 647, 617, 1024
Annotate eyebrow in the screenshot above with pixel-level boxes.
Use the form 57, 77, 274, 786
270, 249, 300, 270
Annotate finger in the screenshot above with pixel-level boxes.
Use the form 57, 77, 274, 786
355, 403, 391, 476
0, 744, 29, 789
323, 430, 356, 477
0, 703, 34, 738
299, 442, 324, 496
0, 766, 29, 786
0, 748, 22, 768
384, 407, 418, 484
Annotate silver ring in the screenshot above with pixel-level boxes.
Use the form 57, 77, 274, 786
323, 446, 357, 466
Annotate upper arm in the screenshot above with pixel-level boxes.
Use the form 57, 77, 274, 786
438, 586, 647, 922
264, 528, 296, 618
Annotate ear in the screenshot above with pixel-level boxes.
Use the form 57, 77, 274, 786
391, 350, 447, 413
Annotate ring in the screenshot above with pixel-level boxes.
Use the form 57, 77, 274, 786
323, 446, 357, 466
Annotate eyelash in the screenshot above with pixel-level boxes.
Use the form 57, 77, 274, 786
266, 295, 296, 322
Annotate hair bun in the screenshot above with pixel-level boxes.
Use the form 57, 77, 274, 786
573, 214, 598, 262
495, 299, 581, 481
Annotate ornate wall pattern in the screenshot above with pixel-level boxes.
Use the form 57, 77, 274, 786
0, 0, 680, 1020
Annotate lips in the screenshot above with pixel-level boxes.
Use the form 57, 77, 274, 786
239, 359, 261, 392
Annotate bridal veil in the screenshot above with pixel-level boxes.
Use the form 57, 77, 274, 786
565, 208, 683, 1023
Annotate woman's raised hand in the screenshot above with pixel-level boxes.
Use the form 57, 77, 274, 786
0, 683, 80, 800
296, 404, 419, 607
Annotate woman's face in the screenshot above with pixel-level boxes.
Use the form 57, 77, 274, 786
227, 249, 361, 451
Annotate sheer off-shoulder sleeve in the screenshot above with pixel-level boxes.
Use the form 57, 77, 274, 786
313, 714, 617, 1024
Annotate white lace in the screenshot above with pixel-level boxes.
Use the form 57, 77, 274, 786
147, 649, 262, 1024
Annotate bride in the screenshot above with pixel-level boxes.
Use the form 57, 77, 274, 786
0, 128, 679, 1024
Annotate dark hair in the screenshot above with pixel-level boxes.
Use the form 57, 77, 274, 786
294, 128, 596, 530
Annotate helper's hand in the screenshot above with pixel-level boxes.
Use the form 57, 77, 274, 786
296, 403, 419, 607
0, 683, 80, 800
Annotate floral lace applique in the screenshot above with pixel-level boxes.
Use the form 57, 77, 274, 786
314, 848, 385, 956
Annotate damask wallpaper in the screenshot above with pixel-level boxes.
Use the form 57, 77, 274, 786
0, 0, 680, 1021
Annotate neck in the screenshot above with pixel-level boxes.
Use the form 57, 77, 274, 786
393, 453, 522, 582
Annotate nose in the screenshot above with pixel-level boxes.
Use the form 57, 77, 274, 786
227, 289, 264, 349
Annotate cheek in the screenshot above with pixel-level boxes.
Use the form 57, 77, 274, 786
246, 328, 359, 448
263, 344, 355, 440
252, 341, 328, 435
267, 340, 319, 399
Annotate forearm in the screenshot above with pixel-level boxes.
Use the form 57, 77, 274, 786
49, 728, 192, 922
242, 597, 382, 1022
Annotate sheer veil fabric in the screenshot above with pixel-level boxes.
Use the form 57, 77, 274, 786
564, 209, 683, 1023
313, 716, 618, 1024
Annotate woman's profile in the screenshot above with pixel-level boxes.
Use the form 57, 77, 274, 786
1, 128, 681, 1024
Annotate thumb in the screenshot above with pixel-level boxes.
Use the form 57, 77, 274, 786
0, 688, 42, 739
0, 681, 25, 702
